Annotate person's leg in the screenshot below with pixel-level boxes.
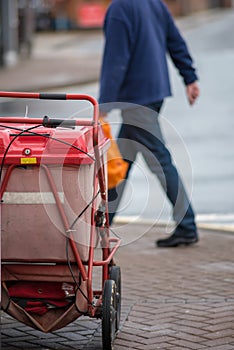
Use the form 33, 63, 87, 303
140, 130, 196, 233
121, 103, 197, 245
109, 103, 163, 224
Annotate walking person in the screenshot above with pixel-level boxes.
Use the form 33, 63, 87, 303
98, 0, 200, 247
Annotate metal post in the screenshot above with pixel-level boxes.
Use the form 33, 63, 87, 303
18, 0, 35, 58
0, 1, 3, 66
1, 0, 18, 67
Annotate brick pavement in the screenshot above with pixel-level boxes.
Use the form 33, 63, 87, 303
1, 224, 234, 349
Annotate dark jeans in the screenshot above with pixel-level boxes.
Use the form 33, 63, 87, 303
108, 101, 196, 233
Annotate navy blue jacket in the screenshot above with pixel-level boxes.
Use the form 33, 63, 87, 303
99, 0, 198, 107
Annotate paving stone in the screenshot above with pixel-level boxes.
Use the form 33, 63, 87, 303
1, 227, 234, 349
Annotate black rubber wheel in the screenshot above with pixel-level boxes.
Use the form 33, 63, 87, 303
110, 266, 121, 332
102, 279, 117, 350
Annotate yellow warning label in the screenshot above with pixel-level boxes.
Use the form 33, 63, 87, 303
20, 157, 37, 165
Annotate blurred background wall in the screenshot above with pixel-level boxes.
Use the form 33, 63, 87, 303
0, 0, 233, 67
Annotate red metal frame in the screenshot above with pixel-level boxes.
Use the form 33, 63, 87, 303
0, 91, 121, 318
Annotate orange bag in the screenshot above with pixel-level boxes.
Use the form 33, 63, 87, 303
100, 118, 128, 189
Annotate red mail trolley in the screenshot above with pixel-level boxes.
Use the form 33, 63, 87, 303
0, 91, 121, 350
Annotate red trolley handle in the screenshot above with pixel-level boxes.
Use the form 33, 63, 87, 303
0, 91, 99, 146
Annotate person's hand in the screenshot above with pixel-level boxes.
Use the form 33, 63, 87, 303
186, 81, 200, 106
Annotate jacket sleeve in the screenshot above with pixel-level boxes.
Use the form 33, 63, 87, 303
165, 6, 198, 85
99, 16, 132, 108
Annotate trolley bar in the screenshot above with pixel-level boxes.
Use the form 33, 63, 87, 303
40, 93, 67, 100
0, 91, 99, 141
0, 92, 40, 99
42, 116, 76, 128
0, 117, 44, 124
0, 116, 93, 127
92, 238, 121, 267
0, 91, 98, 105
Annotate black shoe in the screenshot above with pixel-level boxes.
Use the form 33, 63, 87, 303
156, 231, 198, 248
